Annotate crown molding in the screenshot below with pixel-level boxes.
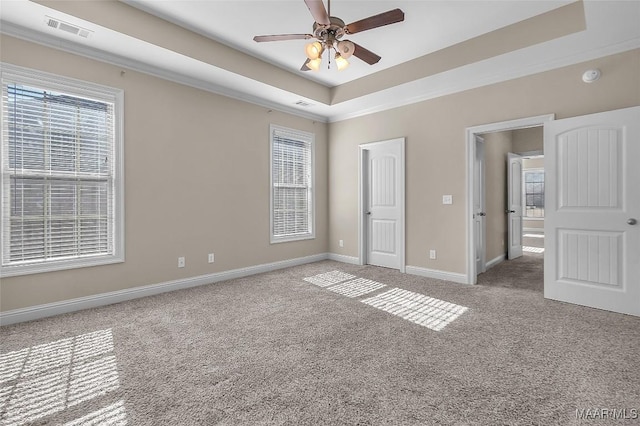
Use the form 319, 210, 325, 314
2, 19, 638, 125
326, 37, 640, 123
0, 21, 329, 123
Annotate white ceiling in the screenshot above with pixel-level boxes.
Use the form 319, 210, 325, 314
1, 1, 639, 122
122, 0, 574, 87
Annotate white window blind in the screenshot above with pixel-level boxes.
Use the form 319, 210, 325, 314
270, 125, 314, 243
1, 64, 124, 276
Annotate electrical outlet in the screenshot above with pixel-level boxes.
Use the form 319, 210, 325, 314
178, 256, 185, 268
339, 240, 344, 248
208, 253, 215, 263
429, 250, 436, 260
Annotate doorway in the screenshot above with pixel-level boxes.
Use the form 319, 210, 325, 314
520, 155, 545, 255
465, 115, 553, 284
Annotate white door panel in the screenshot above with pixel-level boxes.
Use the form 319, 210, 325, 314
507, 153, 523, 259
364, 139, 404, 270
544, 106, 640, 316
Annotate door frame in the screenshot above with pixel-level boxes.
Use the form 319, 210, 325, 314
358, 137, 406, 272
465, 114, 554, 284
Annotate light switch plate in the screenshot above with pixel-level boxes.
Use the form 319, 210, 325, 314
442, 195, 453, 205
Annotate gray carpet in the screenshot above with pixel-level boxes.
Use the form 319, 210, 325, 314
1, 260, 639, 425
477, 253, 544, 292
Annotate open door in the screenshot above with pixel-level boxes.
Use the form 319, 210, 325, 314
507, 153, 523, 259
544, 106, 640, 316
474, 136, 486, 274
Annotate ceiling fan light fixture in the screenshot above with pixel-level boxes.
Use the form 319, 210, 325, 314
254, 1, 405, 73
307, 57, 322, 71
335, 53, 349, 71
336, 40, 354, 59
305, 41, 324, 60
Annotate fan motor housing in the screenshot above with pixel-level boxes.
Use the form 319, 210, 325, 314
313, 16, 346, 42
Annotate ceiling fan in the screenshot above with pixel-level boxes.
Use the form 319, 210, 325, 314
253, 0, 404, 72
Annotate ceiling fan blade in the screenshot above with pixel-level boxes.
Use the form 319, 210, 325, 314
253, 34, 314, 42
304, 0, 330, 25
345, 8, 404, 34
301, 59, 312, 71
351, 42, 381, 65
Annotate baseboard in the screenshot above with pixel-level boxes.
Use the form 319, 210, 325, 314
485, 254, 506, 270
0, 253, 328, 326
327, 253, 360, 265
405, 266, 468, 284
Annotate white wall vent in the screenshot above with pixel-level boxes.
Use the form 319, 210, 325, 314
44, 16, 93, 39
295, 100, 313, 107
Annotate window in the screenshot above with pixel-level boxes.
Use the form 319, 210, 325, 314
270, 125, 314, 243
1, 64, 124, 277
523, 169, 544, 218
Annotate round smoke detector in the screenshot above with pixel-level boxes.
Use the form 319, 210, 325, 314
582, 69, 601, 83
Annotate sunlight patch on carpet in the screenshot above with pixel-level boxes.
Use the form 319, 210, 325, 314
523, 246, 544, 253
64, 400, 127, 426
0, 329, 127, 426
327, 278, 386, 298
304, 270, 356, 287
362, 288, 468, 331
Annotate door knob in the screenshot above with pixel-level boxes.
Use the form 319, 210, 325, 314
628, 218, 637, 225
478, 212, 486, 217
506, 210, 516, 214
366, 212, 371, 215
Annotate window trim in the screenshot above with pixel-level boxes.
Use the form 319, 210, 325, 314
522, 167, 544, 220
269, 124, 315, 244
0, 63, 125, 277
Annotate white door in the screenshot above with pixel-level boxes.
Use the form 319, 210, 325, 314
544, 106, 640, 316
507, 153, 524, 259
474, 136, 486, 274
364, 139, 404, 270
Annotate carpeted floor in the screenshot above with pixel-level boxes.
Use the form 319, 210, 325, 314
1, 259, 639, 425
477, 253, 544, 292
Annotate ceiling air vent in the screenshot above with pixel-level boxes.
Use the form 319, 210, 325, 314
44, 16, 93, 39
295, 100, 313, 107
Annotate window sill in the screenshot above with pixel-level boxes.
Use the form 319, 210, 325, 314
0, 254, 124, 278
270, 234, 315, 244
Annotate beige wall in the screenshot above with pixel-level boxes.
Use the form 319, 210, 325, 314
329, 49, 640, 274
482, 131, 512, 262
523, 157, 544, 169
513, 127, 543, 154
0, 36, 329, 311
